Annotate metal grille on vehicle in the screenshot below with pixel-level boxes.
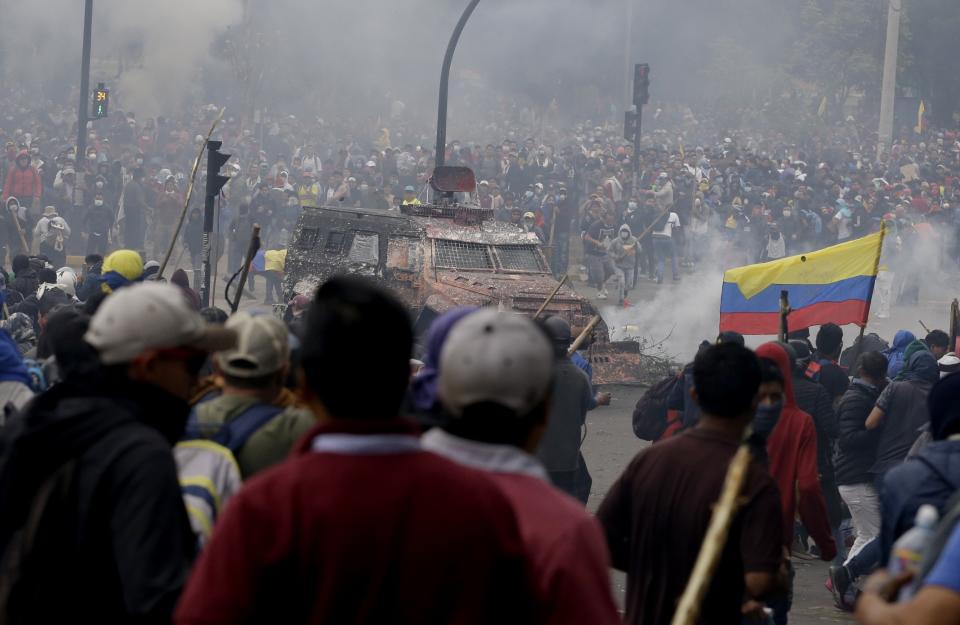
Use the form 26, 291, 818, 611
496, 245, 544, 272
434, 239, 493, 270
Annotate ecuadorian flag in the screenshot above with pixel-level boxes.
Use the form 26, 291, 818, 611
719, 229, 884, 335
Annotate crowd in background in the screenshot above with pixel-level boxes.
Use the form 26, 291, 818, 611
2, 92, 959, 310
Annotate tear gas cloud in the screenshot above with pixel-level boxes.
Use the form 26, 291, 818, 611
1, 0, 794, 129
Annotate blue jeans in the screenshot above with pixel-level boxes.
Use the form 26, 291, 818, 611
653, 236, 678, 280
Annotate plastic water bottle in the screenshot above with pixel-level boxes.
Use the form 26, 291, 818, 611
888, 504, 939, 601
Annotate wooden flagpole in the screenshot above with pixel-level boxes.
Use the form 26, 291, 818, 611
852, 223, 887, 364
778, 290, 790, 344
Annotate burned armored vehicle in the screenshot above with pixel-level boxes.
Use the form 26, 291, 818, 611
283, 167, 641, 384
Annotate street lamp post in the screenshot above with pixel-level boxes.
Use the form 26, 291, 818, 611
877, 0, 902, 160
434, 0, 481, 169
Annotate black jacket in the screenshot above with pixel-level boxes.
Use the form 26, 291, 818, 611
793, 373, 838, 478
0, 375, 195, 625
833, 379, 882, 485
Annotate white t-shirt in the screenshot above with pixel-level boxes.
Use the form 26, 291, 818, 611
655, 212, 681, 237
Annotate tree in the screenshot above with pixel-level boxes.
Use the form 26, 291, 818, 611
791, 0, 886, 117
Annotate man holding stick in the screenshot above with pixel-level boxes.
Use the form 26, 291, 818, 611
597, 343, 786, 625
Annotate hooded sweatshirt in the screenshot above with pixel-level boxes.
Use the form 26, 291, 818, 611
885, 330, 916, 378
756, 342, 837, 560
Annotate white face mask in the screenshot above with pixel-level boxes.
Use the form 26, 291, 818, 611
94, 200, 103, 206
783, 210, 792, 217
620, 231, 629, 240
95, 181, 104, 188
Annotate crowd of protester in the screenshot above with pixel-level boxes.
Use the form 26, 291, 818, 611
2, 88, 960, 623
0, 235, 953, 623
3, 91, 960, 311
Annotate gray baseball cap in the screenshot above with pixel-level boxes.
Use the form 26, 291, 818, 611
438, 309, 554, 417
216, 312, 290, 378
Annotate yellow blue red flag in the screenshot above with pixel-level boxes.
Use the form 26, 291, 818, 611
719, 228, 884, 335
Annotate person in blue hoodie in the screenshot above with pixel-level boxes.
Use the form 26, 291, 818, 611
885, 329, 916, 379
0, 327, 35, 425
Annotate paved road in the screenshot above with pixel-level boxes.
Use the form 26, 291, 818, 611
581, 385, 853, 624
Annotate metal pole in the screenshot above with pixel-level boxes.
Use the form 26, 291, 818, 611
76, 0, 93, 169
434, 0, 481, 169
877, 0, 902, 160
623, 0, 633, 107
634, 101, 643, 186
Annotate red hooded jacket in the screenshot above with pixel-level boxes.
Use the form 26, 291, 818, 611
757, 342, 837, 561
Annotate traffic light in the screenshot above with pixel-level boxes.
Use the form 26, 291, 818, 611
633, 63, 650, 106
92, 83, 109, 119
624, 109, 638, 141
205, 140, 231, 199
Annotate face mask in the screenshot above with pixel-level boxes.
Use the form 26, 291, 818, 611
87, 153, 96, 161
166, 188, 175, 194
94, 200, 103, 206
558, 194, 566, 201
752, 400, 782, 438
620, 231, 629, 240
95, 181, 104, 188
136, 158, 143, 165
288, 200, 298, 207
782, 210, 792, 217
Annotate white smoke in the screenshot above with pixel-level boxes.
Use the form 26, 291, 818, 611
93, 0, 243, 115
0, 0, 242, 115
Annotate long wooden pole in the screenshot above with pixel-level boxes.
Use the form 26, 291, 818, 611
851, 223, 887, 365
778, 290, 790, 344
229, 224, 260, 314
567, 314, 601, 357
534, 274, 567, 319
635, 207, 670, 242
670, 442, 753, 625
157, 108, 225, 280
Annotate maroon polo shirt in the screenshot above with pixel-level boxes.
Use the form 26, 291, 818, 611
175, 419, 535, 625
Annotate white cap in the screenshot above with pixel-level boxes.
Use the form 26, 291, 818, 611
215, 312, 290, 378
938, 353, 960, 378
85, 282, 236, 364
438, 309, 554, 417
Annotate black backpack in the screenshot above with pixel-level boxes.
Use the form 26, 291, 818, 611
632, 374, 680, 441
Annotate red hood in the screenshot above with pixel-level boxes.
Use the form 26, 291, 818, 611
756, 342, 796, 408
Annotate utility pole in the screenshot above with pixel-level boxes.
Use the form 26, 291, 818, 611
623, 0, 633, 106
77, 0, 93, 166
434, 0, 481, 170
877, 0, 902, 160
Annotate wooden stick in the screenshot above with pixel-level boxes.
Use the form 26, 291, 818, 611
635, 208, 670, 242
670, 442, 753, 625
229, 224, 260, 314
567, 314, 601, 357
534, 274, 567, 319
8, 203, 29, 254
157, 107, 225, 280
851, 223, 887, 366
778, 290, 790, 344
950, 299, 960, 353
